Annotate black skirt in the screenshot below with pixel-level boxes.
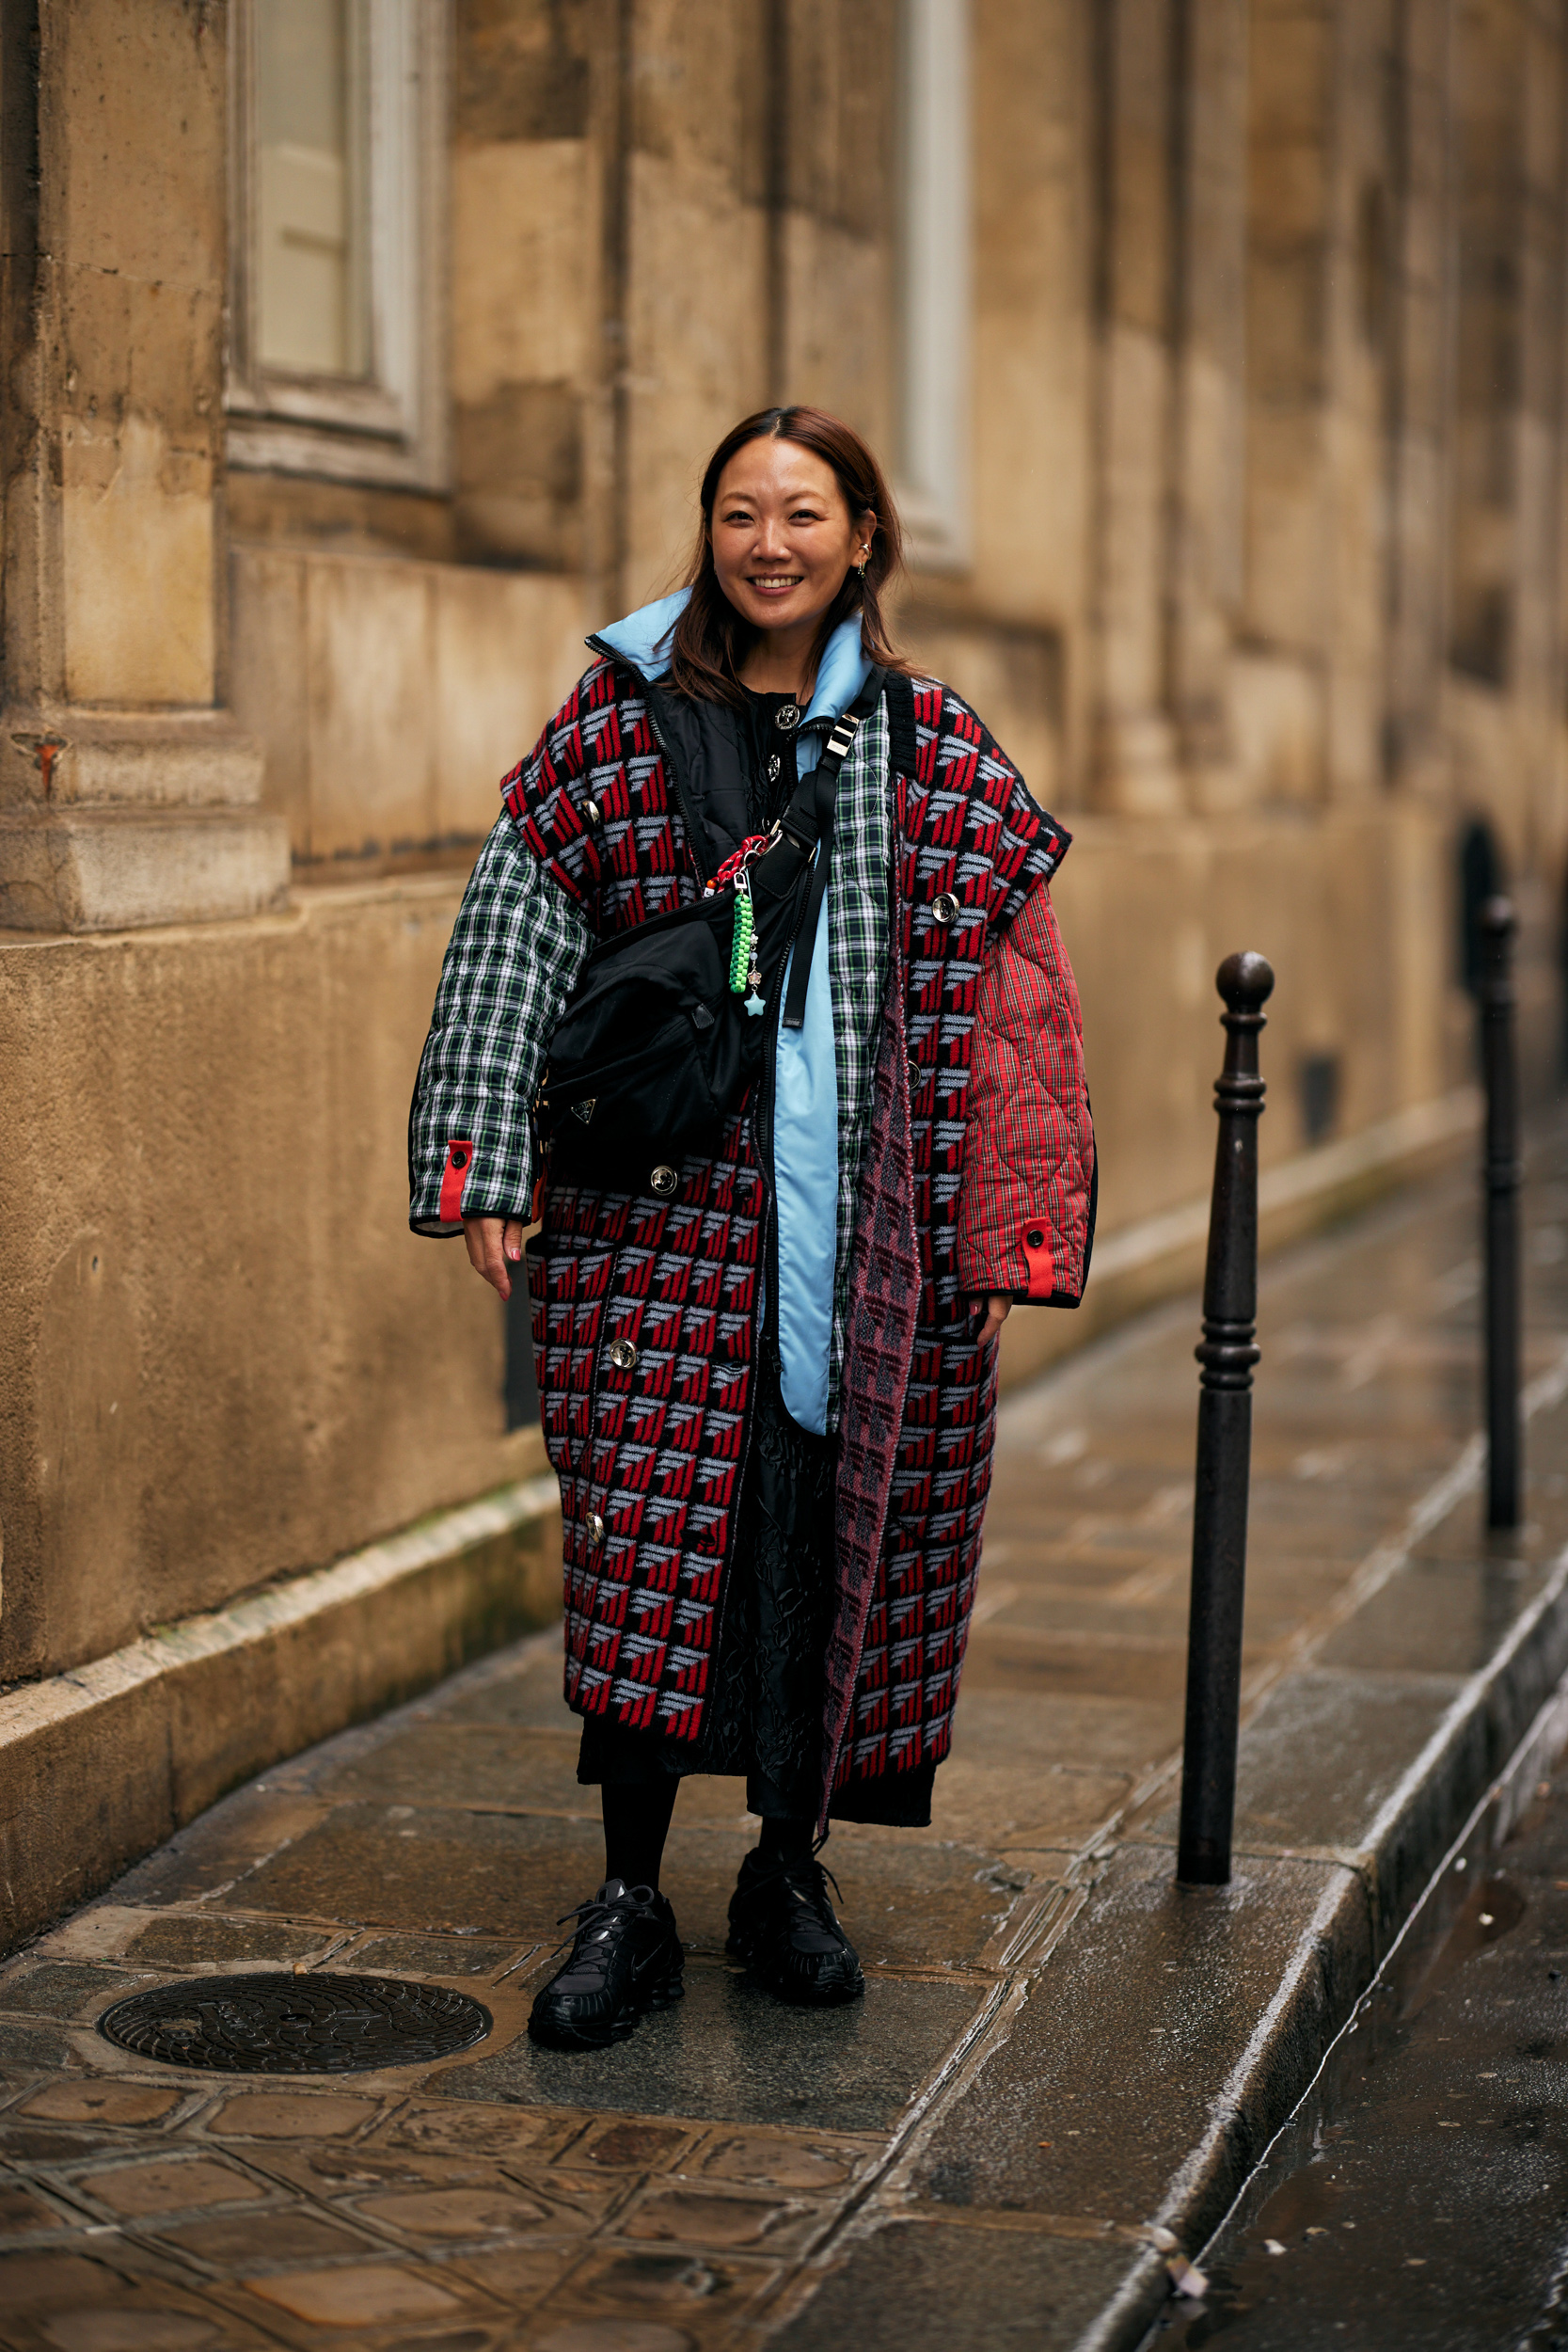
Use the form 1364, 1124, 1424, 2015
576, 1342, 936, 1826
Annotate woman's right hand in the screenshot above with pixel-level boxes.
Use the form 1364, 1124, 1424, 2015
463, 1215, 526, 1300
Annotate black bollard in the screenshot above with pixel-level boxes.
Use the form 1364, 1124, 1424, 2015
1177, 951, 1275, 1888
1480, 898, 1522, 1531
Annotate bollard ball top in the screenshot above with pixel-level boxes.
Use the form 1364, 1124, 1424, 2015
1480, 896, 1517, 940
1216, 950, 1275, 1012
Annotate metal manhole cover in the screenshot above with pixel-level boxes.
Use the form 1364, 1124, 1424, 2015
99, 1972, 492, 2074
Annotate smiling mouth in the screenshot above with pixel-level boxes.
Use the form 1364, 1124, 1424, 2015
748, 575, 804, 592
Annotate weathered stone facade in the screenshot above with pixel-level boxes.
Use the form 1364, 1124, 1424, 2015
0, 1, 1563, 1807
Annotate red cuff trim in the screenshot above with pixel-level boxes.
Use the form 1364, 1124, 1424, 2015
439, 1140, 475, 1223
1021, 1220, 1055, 1300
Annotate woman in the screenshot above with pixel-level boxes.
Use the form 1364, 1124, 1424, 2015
408, 407, 1094, 2051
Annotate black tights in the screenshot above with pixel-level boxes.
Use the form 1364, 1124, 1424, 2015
601, 1784, 814, 1891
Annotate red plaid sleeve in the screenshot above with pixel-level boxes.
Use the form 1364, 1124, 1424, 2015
954, 882, 1095, 1306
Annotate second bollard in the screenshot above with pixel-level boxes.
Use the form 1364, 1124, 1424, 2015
1480, 898, 1522, 1531
1177, 951, 1275, 1888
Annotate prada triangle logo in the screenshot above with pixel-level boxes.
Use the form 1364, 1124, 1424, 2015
570, 1098, 596, 1125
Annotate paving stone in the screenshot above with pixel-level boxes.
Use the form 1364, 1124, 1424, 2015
24, 2296, 242, 2348
0, 2182, 70, 2234
317, 1723, 588, 1809
985, 1588, 1194, 1646
946, 1688, 1178, 1780
448, 2243, 585, 2305
74, 2156, 271, 2218
548, 2241, 776, 2321
0, 2127, 114, 2163
216, 1806, 609, 1938
111, 1798, 329, 1911
252, 2141, 510, 2199
218, 1806, 1022, 1972
959, 1622, 1191, 1706
917, 1759, 1127, 1855
437, 1965, 985, 2133
698, 2133, 868, 2190
533, 2323, 694, 2352
0, 2251, 137, 2308
345, 1932, 526, 1979
17, 2083, 182, 2127
770, 2218, 1135, 2351
204, 2090, 381, 2140
443, 1647, 581, 1730
1317, 1555, 1553, 1677
1144, 1668, 1464, 1855
121, 1916, 331, 1969
0, 2026, 76, 2073
318, 1722, 756, 1834
149, 2204, 375, 2267
376, 2099, 580, 2163
577, 2122, 692, 2170
620, 2184, 811, 2249
353, 2180, 602, 2241
239, 2260, 471, 2325
0, 1967, 148, 2021
911, 1844, 1358, 2225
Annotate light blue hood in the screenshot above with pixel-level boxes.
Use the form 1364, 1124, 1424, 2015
589, 591, 870, 726
588, 589, 689, 680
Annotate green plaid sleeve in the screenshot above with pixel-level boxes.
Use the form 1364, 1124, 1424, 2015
408, 815, 592, 1235
827, 697, 894, 1420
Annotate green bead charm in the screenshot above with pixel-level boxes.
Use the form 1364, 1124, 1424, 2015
729, 886, 755, 994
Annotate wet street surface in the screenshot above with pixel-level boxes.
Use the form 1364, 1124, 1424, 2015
0, 1120, 1564, 2348
1149, 1753, 1568, 2350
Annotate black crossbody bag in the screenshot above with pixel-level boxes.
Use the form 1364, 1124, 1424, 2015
537, 670, 882, 1189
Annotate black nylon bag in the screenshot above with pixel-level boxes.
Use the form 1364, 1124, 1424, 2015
536, 888, 752, 1182
537, 672, 879, 1188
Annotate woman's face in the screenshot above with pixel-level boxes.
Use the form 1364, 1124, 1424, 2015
710, 438, 872, 639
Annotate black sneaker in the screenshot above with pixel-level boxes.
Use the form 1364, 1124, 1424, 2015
528, 1878, 684, 2051
726, 1848, 864, 2007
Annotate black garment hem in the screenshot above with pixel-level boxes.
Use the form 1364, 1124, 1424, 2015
576, 1715, 940, 1830
827, 1758, 937, 1829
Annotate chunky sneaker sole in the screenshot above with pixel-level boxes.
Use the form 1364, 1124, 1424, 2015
527, 1878, 686, 2052
725, 1922, 863, 2007
529, 1959, 684, 2051
726, 1851, 866, 2008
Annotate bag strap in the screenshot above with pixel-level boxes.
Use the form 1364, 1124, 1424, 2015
781, 668, 883, 1031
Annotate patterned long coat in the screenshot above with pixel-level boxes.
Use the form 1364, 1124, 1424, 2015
409, 654, 1095, 1821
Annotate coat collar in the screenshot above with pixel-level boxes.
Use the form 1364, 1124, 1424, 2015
588, 591, 871, 726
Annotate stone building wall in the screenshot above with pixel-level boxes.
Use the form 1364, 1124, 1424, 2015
0, 0, 1563, 1710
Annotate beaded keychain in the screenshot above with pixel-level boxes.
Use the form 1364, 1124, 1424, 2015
711, 834, 770, 1016
730, 868, 767, 1015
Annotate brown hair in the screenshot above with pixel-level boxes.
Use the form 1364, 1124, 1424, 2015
665, 405, 911, 704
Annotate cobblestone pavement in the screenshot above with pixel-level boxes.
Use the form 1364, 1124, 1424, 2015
1, 1122, 1566, 2352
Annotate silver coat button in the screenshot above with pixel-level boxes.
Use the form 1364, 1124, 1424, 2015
584, 797, 602, 826
931, 892, 959, 925
650, 1165, 678, 1198
608, 1338, 638, 1372
908, 1057, 922, 1089
586, 1513, 606, 1545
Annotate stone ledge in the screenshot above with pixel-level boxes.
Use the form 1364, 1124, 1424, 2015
0, 707, 266, 808
996, 1086, 1483, 1393
0, 803, 291, 931
0, 1474, 562, 1953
